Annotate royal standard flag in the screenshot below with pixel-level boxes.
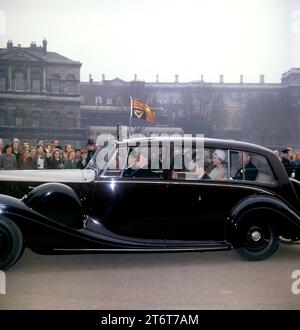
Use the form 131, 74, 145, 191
132, 99, 156, 124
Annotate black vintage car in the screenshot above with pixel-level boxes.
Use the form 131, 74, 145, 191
0, 137, 300, 270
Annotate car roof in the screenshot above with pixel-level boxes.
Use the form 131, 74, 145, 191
117, 137, 275, 157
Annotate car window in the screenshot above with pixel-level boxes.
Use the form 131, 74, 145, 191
103, 143, 275, 184
172, 147, 228, 181
230, 150, 275, 183
102, 143, 168, 179
171, 146, 275, 184
99, 145, 127, 177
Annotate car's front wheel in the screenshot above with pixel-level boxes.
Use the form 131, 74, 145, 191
0, 217, 24, 270
235, 224, 279, 261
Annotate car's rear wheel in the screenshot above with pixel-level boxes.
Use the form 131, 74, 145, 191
0, 217, 24, 270
235, 224, 279, 261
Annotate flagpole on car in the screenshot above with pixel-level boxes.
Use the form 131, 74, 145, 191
129, 96, 133, 137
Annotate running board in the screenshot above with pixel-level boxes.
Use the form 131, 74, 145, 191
53, 245, 230, 253
166, 240, 230, 250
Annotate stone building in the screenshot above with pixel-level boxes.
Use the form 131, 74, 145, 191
80, 72, 300, 148
0, 39, 299, 148
0, 39, 86, 146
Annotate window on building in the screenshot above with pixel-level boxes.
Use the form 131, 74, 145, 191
0, 109, 7, 125
50, 74, 61, 94
23, 116, 32, 126
48, 112, 60, 127
80, 96, 84, 104
32, 79, 41, 93
30, 111, 40, 127
66, 112, 75, 127
51, 80, 60, 93
15, 72, 25, 91
65, 80, 75, 94
65, 75, 76, 94
15, 117, 23, 126
106, 98, 112, 105
95, 96, 102, 105
0, 77, 6, 91
116, 97, 123, 106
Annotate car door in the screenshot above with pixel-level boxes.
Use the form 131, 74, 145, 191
165, 181, 233, 242
87, 140, 175, 244
164, 146, 233, 244
89, 178, 168, 242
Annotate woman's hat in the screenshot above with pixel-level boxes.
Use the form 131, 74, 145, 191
214, 149, 226, 162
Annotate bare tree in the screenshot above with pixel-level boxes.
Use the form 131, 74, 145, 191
176, 84, 226, 136
241, 91, 298, 147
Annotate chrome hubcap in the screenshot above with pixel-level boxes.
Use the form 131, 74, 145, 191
250, 230, 262, 242
245, 225, 270, 252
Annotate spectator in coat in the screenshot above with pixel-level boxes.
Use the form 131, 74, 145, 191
281, 148, 296, 177
36, 146, 46, 169
65, 150, 77, 169
0, 144, 17, 170
46, 149, 64, 169
76, 150, 88, 169
25, 148, 38, 170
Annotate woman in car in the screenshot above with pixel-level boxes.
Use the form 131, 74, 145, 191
209, 149, 227, 180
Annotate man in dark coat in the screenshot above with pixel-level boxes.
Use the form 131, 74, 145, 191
281, 148, 296, 177
86, 139, 96, 164
76, 150, 89, 169
234, 152, 258, 181
123, 147, 161, 178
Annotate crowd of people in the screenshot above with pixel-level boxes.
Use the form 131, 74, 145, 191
275, 147, 300, 180
0, 137, 96, 170
1, 136, 300, 182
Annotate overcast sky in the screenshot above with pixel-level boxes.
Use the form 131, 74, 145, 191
0, 0, 299, 83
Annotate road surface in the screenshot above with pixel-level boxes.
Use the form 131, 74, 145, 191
1, 244, 300, 309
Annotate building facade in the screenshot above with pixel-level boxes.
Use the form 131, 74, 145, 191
0, 40, 86, 146
80, 72, 300, 148
0, 40, 299, 148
